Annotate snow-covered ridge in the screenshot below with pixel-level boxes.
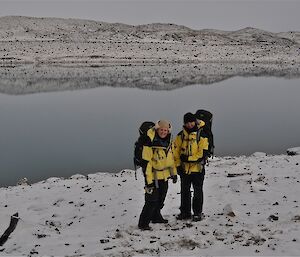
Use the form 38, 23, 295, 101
0, 151, 299, 256
0, 16, 299, 44
0, 16, 300, 95
0, 16, 300, 64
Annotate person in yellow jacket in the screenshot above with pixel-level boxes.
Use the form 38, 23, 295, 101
174, 112, 209, 221
138, 120, 177, 230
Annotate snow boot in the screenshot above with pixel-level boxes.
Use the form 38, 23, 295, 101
176, 213, 192, 220
138, 225, 153, 231
192, 213, 204, 222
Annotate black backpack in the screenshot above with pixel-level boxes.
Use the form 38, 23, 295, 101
195, 109, 214, 157
134, 121, 155, 171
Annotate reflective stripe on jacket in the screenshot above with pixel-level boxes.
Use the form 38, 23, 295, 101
174, 122, 209, 174
142, 128, 177, 185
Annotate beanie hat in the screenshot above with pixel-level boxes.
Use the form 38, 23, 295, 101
183, 112, 196, 124
155, 119, 172, 132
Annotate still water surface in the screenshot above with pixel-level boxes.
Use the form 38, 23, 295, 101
1, 76, 300, 186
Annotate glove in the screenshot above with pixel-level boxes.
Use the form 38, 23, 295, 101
180, 154, 189, 162
200, 158, 207, 165
171, 175, 177, 184
144, 183, 155, 194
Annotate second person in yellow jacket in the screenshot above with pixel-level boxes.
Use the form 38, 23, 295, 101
174, 112, 209, 221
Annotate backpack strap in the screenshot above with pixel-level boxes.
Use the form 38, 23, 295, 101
196, 127, 202, 143
180, 130, 184, 142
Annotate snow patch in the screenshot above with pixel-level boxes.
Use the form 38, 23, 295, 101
252, 152, 267, 157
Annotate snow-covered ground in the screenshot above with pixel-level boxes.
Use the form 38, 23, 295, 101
1, 149, 299, 256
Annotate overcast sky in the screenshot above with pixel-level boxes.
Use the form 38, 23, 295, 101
0, 0, 299, 32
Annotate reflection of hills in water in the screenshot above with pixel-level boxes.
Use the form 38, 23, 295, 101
0, 63, 300, 95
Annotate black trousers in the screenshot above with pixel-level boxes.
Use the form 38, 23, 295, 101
180, 169, 205, 216
138, 180, 168, 228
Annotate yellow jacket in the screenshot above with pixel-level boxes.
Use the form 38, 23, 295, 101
174, 123, 209, 174
197, 120, 209, 153
142, 128, 177, 185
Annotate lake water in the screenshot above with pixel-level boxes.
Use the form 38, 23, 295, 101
1, 76, 300, 186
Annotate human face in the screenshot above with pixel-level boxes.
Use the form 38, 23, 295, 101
185, 121, 196, 129
157, 127, 169, 138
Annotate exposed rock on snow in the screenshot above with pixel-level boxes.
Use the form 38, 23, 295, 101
16, 178, 28, 186
223, 203, 236, 217
287, 147, 300, 155
0, 16, 300, 94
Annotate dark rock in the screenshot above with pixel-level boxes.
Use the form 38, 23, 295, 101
268, 215, 279, 221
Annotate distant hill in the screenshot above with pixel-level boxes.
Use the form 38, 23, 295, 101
0, 16, 299, 44
0, 16, 299, 94
1, 16, 299, 65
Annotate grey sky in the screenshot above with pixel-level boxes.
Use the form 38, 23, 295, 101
0, 0, 299, 32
